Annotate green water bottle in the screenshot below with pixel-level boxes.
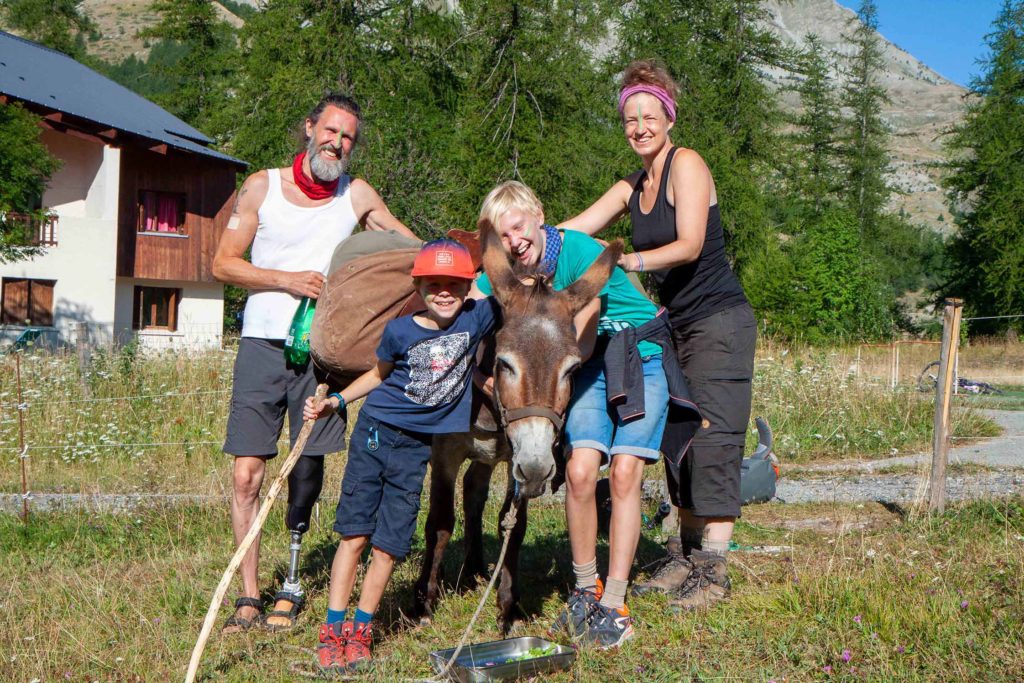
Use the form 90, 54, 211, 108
284, 296, 316, 366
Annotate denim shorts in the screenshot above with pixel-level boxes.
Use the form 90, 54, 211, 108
564, 354, 668, 464
333, 412, 432, 560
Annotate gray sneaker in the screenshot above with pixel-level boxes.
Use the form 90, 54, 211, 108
668, 550, 731, 611
631, 551, 694, 596
548, 580, 602, 639
579, 602, 634, 649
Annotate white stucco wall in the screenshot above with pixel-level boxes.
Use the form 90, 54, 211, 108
114, 278, 225, 351
0, 134, 120, 347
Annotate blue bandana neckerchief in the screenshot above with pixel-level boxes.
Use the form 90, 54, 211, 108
539, 224, 562, 277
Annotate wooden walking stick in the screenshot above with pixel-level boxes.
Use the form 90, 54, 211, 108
185, 383, 328, 683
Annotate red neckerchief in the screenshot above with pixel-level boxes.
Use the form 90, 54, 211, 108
291, 152, 338, 200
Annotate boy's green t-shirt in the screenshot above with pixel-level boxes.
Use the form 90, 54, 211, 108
475, 228, 660, 357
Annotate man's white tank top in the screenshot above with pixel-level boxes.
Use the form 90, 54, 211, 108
241, 168, 358, 339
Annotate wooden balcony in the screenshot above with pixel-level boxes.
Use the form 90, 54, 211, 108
1, 211, 58, 247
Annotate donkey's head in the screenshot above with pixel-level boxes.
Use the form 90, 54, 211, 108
482, 227, 622, 499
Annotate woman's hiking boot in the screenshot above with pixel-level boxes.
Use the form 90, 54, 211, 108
631, 549, 693, 596
549, 578, 603, 640
344, 622, 373, 671
668, 550, 731, 611
316, 622, 347, 673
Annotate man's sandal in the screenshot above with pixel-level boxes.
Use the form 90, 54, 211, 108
221, 596, 264, 634
265, 591, 304, 632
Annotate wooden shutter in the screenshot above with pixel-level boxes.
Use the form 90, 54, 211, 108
29, 280, 55, 326
1, 279, 29, 325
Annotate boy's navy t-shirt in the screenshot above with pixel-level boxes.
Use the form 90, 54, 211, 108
360, 297, 500, 434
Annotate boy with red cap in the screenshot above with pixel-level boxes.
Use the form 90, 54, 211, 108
304, 238, 498, 674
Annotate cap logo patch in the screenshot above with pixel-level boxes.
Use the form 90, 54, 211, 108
435, 250, 454, 266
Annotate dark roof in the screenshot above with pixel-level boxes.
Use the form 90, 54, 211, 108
0, 30, 245, 167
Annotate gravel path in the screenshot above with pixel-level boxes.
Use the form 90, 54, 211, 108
4, 411, 1023, 515
777, 409, 1024, 504
802, 409, 1024, 472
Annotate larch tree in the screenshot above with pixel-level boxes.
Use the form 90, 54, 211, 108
943, 0, 1024, 331
839, 0, 892, 242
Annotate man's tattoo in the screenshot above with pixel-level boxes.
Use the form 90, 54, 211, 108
232, 187, 249, 214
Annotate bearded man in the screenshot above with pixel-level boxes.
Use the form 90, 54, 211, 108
212, 93, 417, 634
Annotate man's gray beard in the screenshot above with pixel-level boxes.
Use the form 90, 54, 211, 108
306, 138, 349, 182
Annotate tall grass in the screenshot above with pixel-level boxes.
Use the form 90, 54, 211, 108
1, 340, 1003, 494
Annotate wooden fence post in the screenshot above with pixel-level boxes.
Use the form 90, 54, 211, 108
928, 299, 964, 513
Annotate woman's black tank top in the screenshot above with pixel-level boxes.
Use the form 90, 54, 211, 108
627, 147, 748, 328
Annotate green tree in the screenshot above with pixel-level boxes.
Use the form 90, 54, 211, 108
0, 102, 60, 263
141, 0, 237, 129
0, 0, 95, 58
446, 0, 624, 227
788, 34, 843, 219
840, 0, 892, 241
220, 0, 462, 235
943, 0, 1024, 332
761, 209, 893, 342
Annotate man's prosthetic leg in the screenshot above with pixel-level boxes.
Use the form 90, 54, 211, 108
266, 455, 325, 631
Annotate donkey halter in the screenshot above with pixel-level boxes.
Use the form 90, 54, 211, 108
493, 381, 565, 432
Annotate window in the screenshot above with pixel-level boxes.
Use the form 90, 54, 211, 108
1, 278, 55, 326
137, 191, 186, 235
133, 286, 179, 331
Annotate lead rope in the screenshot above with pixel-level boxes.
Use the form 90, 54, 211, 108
286, 495, 524, 681
439, 496, 520, 680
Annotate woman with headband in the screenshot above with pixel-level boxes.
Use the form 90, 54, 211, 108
560, 59, 756, 611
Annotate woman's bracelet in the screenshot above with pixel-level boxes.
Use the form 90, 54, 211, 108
328, 392, 346, 414
634, 252, 645, 273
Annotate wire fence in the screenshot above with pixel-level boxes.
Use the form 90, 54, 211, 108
6, 306, 1024, 518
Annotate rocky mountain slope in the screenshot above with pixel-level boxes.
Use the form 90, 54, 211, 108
80, 0, 243, 64
761, 0, 968, 232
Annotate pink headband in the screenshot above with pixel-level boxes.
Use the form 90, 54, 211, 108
617, 84, 676, 122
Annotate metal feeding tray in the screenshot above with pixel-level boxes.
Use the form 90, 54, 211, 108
430, 636, 575, 682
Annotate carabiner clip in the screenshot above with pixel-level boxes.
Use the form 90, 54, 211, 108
366, 426, 380, 452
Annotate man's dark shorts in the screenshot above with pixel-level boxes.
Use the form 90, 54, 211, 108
333, 413, 431, 560
664, 304, 756, 518
223, 337, 347, 457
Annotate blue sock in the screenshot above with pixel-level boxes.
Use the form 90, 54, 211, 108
326, 608, 347, 626
353, 608, 374, 626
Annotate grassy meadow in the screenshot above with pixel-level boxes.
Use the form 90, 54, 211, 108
2, 340, 1023, 681
2, 495, 1022, 681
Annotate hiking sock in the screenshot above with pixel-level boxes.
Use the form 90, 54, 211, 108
681, 526, 704, 555
326, 608, 347, 626
599, 578, 629, 610
573, 558, 599, 592
702, 536, 730, 558
353, 608, 374, 627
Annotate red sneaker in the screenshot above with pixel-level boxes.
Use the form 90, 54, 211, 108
344, 622, 373, 671
316, 621, 348, 673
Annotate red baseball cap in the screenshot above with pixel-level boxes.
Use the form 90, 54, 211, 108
411, 239, 476, 279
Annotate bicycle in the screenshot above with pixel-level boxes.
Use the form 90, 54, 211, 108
916, 360, 1003, 395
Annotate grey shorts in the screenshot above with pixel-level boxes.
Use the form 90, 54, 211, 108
664, 304, 756, 518
223, 337, 347, 457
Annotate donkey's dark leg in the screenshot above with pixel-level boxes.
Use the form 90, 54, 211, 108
413, 437, 462, 624
462, 460, 494, 583
496, 482, 529, 635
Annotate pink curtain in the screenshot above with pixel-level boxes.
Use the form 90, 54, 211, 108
142, 192, 181, 233
157, 195, 179, 232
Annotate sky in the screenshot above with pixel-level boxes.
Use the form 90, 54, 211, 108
834, 0, 1005, 86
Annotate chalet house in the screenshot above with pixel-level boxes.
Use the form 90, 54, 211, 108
0, 31, 246, 350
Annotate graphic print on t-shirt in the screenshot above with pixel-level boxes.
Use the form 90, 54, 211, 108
404, 332, 471, 406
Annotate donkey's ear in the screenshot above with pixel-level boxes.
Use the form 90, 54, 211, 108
481, 225, 519, 307
562, 240, 624, 315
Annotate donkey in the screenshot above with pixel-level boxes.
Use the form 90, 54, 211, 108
413, 227, 622, 633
